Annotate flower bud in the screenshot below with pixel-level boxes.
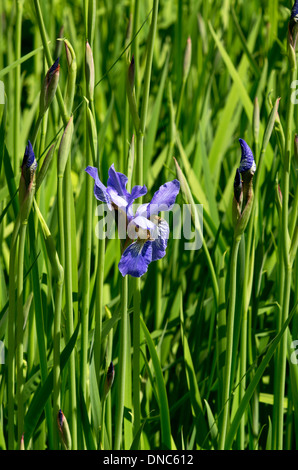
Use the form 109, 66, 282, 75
103, 361, 115, 398
289, 1, 298, 50
39, 58, 60, 116
128, 55, 135, 91
64, 40, 77, 117
35, 142, 56, 193
183, 36, 192, 82
85, 41, 95, 102
58, 116, 74, 178
19, 141, 37, 222
57, 409, 72, 450
238, 138, 256, 174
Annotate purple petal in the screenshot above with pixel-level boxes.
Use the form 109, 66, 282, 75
126, 185, 147, 217
107, 163, 130, 197
147, 179, 180, 216
118, 240, 153, 277
85, 166, 111, 208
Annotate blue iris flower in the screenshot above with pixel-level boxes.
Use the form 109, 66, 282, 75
238, 138, 256, 174
85, 164, 180, 278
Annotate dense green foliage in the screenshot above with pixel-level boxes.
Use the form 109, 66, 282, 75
0, 0, 297, 450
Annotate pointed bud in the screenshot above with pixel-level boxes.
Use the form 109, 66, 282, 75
64, 40, 77, 116
262, 97, 281, 150
39, 58, 60, 116
238, 139, 256, 174
85, 41, 95, 102
35, 142, 56, 193
19, 141, 37, 220
57, 409, 72, 450
58, 116, 74, 178
20, 433, 25, 450
128, 55, 135, 91
183, 36, 192, 82
289, 1, 298, 50
104, 362, 115, 398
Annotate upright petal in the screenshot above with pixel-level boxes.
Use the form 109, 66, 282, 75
85, 166, 111, 208
147, 179, 180, 216
107, 163, 130, 197
118, 240, 152, 277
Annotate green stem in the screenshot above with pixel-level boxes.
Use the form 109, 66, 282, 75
114, 275, 128, 450
218, 235, 241, 449
14, 0, 23, 171
63, 156, 77, 449
16, 220, 26, 445
7, 213, 21, 449
274, 63, 297, 450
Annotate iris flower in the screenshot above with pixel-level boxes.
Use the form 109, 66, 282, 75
85, 164, 180, 277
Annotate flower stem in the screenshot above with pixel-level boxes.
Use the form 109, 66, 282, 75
218, 235, 241, 449
16, 221, 27, 444
114, 275, 128, 450
274, 62, 297, 449
7, 213, 21, 449
63, 155, 77, 449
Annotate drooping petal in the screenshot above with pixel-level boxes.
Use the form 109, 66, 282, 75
238, 139, 256, 174
146, 179, 180, 216
151, 218, 170, 261
85, 166, 112, 208
118, 240, 152, 277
